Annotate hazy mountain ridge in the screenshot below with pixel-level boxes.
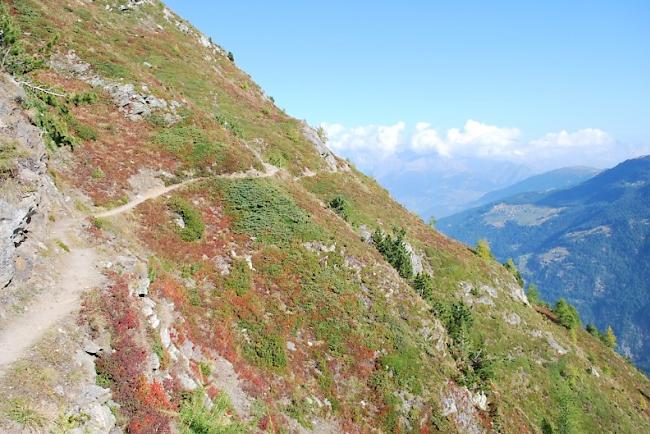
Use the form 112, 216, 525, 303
468, 166, 600, 209
440, 155, 650, 373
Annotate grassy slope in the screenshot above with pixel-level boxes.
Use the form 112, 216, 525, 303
4, 0, 650, 432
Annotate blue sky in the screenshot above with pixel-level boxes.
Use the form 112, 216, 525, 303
166, 0, 650, 171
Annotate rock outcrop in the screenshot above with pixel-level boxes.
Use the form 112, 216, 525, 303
50, 51, 181, 122
302, 122, 348, 172
0, 75, 48, 287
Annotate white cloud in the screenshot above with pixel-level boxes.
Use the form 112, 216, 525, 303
447, 120, 521, 147
409, 120, 523, 158
324, 119, 522, 159
322, 121, 405, 155
320, 120, 635, 173
411, 122, 447, 155
530, 128, 613, 149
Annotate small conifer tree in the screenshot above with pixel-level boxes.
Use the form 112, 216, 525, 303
475, 239, 493, 260
602, 325, 617, 349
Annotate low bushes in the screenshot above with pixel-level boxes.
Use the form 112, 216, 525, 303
225, 259, 252, 296
179, 389, 247, 434
328, 195, 350, 221
154, 124, 225, 170
224, 178, 322, 245
372, 227, 413, 279
240, 321, 287, 370
433, 301, 495, 391
169, 196, 205, 242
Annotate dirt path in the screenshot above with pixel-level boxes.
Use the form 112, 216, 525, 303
95, 165, 280, 219
0, 225, 103, 375
94, 178, 199, 218
0, 168, 287, 376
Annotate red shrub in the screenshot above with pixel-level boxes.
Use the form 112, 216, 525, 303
94, 276, 173, 432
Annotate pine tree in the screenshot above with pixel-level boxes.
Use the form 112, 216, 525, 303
413, 273, 433, 301
602, 326, 617, 349
527, 283, 540, 305
554, 299, 581, 330
475, 239, 493, 260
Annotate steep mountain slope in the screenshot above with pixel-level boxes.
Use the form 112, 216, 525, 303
440, 155, 650, 374
0, 1, 649, 433
467, 166, 600, 209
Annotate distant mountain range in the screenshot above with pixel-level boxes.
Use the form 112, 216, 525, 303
467, 166, 600, 209
439, 156, 650, 373
377, 157, 531, 218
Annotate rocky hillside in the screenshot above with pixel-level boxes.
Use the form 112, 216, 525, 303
440, 156, 650, 374
0, 1, 649, 433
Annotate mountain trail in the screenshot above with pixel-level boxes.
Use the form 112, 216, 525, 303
95, 165, 280, 219
0, 217, 103, 376
0, 165, 285, 376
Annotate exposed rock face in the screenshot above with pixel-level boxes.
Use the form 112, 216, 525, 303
441, 381, 487, 434
404, 242, 424, 275
50, 51, 181, 122
0, 75, 48, 287
358, 224, 372, 243
503, 312, 522, 326
302, 122, 348, 172
507, 280, 530, 305
118, 0, 153, 11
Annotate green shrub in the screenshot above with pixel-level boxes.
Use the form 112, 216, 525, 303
328, 195, 350, 221
286, 398, 314, 429
56, 239, 70, 252
215, 113, 243, 138
475, 239, 493, 260
0, 4, 44, 75
224, 178, 322, 245
155, 124, 224, 168
73, 122, 98, 141
225, 259, 252, 296
267, 150, 287, 167
412, 272, 433, 302
169, 197, 205, 242
241, 322, 287, 370
38, 110, 77, 149
198, 361, 212, 378
527, 283, 541, 305
4, 398, 45, 430
586, 324, 600, 338
22, 91, 80, 150
315, 318, 349, 356
68, 91, 98, 106
432, 300, 494, 390
433, 301, 473, 347
227, 51, 235, 62
379, 345, 423, 394
91, 217, 107, 229
504, 258, 524, 286
372, 227, 413, 279
601, 325, 617, 349
553, 299, 581, 330
179, 389, 247, 434
459, 344, 495, 390
91, 167, 105, 179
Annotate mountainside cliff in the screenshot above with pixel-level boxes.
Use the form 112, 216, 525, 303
0, 1, 649, 433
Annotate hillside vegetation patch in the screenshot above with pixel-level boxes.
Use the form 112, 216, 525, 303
169, 196, 205, 242
223, 178, 323, 245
